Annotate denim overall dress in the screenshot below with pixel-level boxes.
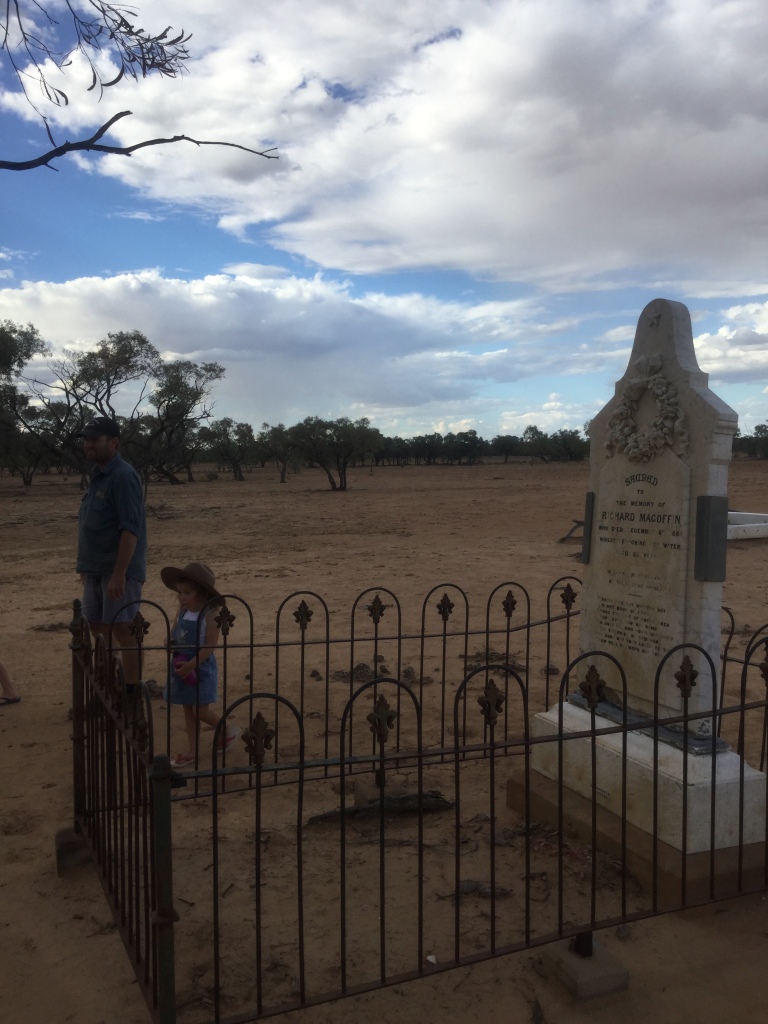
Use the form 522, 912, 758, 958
165, 610, 218, 705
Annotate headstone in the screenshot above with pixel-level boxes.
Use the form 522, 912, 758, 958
519, 299, 767, 858
579, 298, 737, 731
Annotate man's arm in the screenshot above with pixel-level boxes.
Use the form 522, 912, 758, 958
108, 530, 138, 600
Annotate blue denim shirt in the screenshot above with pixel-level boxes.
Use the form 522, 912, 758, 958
76, 453, 147, 581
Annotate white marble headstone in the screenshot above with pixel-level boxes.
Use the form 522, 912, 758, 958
580, 299, 737, 731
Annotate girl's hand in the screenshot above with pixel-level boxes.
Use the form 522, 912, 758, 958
174, 658, 195, 678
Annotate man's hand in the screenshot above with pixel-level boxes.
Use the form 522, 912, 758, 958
107, 570, 127, 601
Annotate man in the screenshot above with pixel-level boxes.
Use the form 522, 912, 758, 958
76, 416, 147, 687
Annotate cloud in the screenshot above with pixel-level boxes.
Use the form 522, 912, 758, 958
4, 1, 768, 295
110, 211, 167, 222
0, 267, 616, 426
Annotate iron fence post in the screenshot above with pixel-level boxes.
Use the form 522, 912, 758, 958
150, 754, 178, 1024
69, 599, 87, 825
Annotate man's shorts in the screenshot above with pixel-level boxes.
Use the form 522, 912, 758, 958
81, 574, 143, 626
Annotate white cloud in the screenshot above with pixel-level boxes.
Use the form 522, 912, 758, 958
0, 267, 615, 428
5, 1, 768, 293
110, 211, 167, 222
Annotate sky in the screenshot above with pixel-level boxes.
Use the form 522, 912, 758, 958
1, 0, 768, 438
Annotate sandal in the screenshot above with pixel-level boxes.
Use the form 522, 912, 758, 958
0, 696, 20, 707
219, 726, 241, 753
170, 753, 196, 769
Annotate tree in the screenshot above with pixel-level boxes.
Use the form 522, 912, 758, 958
0, 2, 278, 171
123, 358, 225, 489
0, 387, 49, 487
0, 320, 48, 377
289, 416, 382, 491
199, 418, 257, 481
409, 432, 443, 465
521, 424, 550, 461
549, 428, 588, 462
257, 422, 297, 483
13, 327, 224, 491
490, 434, 522, 463
0, 320, 54, 486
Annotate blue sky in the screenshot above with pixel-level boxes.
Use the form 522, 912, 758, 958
2, 0, 768, 437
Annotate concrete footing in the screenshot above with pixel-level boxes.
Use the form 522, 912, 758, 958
541, 939, 629, 999
54, 827, 91, 875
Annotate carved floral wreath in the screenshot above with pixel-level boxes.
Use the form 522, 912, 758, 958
604, 353, 689, 463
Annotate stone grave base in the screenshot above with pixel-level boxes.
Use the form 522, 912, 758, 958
507, 765, 766, 908
527, 702, 766, 852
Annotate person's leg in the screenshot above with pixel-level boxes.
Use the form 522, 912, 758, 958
0, 661, 20, 703
195, 704, 240, 753
182, 704, 198, 756
83, 575, 143, 687
197, 704, 240, 749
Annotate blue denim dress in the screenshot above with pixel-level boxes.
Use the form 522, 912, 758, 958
165, 610, 218, 706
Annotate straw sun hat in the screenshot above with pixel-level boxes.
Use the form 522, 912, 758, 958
160, 561, 223, 603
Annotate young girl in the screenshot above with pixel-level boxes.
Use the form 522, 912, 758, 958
161, 560, 239, 768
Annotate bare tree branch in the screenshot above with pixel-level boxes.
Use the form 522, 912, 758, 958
0, 110, 279, 170
1, 3, 279, 169
2, 1, 191, 109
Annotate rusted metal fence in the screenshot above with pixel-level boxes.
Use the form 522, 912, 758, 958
67, 583, 768, 1024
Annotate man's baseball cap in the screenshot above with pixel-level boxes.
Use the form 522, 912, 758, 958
76, 416, 121, 439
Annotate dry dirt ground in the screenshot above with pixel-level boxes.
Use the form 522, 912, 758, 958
2, 460, 768, 1024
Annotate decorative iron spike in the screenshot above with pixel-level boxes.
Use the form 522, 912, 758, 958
560, 583, 577, 611
292, 599, 313, 632
367, 594, 387, 625
127, 609, 150, 641
436, 593, 455, 623
501, 590, 517, 620
477, 678, 505, 727
367, 693, 398, 746
674, 655, 698, 698
579, 664, 605, 710
242, 712, 275, 767
215, 604, 236, 636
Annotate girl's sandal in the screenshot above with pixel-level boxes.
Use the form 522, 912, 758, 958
170, 753, 196, 769
220, 726, 242, 753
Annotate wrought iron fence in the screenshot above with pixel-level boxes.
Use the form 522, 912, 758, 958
67, 583, 768, 1024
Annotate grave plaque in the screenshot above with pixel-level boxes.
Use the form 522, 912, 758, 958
580, 299, 737, 729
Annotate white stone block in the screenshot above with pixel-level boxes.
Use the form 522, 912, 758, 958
532, 703, 766, 854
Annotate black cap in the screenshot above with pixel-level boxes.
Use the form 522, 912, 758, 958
76, 416, 121, 440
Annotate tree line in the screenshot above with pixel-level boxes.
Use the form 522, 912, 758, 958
0, 322, 593, 492
7, 320, 765, 493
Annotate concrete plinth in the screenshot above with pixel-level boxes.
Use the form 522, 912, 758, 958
507, 767, 767, 906
530, 702, 766, 853
541, 939, 629, 1000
